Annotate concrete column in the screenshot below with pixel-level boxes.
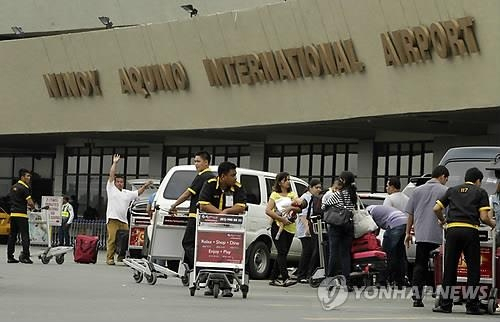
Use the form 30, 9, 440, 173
53, 145, 65, 196
356, 140, 373, 191
249, 143, 265, 171
148, 144, 163, 179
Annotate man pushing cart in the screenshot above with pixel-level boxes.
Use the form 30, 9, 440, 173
189, 161, 248, 298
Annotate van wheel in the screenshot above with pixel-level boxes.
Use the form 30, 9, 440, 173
248, 241, 271, 279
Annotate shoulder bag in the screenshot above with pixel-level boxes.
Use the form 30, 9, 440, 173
323, 193, 353, 226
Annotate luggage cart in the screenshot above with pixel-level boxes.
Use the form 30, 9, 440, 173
30, 205, 73, 265
434, 225, 498, 314
189, 213, 249, 298
123, 206, 189, 286
310, 215, 327, 288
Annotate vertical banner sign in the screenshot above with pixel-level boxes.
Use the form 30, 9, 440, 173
42, 196, 63, 226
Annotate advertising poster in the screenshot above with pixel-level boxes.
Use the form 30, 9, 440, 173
42, 196, 63, 227
196, 231, 244, 264
457, 247, 492, 279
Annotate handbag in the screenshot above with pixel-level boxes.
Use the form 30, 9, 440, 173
323, 193, 353, 226
352, 197, 378, 238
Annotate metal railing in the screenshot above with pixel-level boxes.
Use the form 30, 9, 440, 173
27, 219, 108, 250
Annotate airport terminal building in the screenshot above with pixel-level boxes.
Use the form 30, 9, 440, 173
0, 0, 499, 218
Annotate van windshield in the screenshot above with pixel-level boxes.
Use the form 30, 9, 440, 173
445, 160, 499, 195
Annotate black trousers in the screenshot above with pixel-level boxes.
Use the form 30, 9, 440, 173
412, 241, 439, 300
440, 227, 480, 308
270, 222, 294, 281
7, 216, 30, 258
327, 223, 354, 280
296, 235, 318, 280
182, 217, 196, 269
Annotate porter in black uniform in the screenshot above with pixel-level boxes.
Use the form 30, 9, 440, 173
7, 169, 36, 264
169, 151, 214, 269
198, 161, 247, 297
433, 167, 495, 315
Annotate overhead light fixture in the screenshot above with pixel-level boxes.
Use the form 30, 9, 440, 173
98, 16, 113, 29
11, 26, 24, 36
180, 4, 198, 17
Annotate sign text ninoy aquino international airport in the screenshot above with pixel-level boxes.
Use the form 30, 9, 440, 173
380, 16, 479, 66
202, 40, 365, 87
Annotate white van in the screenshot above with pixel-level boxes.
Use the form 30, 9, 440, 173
154, 165, 309, 279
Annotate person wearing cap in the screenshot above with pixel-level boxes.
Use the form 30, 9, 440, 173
366, 205, 408, 288
58, 196, 74, 246
433, 167, 495, 315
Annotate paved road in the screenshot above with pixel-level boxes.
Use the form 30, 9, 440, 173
0, 246, 497, 322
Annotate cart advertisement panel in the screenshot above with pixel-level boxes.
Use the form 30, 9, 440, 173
130, 226, 145, 247
196, 231, 244, 264
457, 247, 493, 279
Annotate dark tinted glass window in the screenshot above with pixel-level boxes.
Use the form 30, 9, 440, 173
163, 170, 197, 199
240, 175, 261, 205
294, 182, 308, 196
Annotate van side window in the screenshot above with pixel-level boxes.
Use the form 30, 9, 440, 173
240, 175, 261, 205
265, 178, 274, 199
294, 182, 308, 196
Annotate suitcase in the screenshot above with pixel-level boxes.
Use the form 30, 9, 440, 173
115, 229, 129, 258
352, 250, 387, 272
351, 232, 381, 254
74, 235, 99, 264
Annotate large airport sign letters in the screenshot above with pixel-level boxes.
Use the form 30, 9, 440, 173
203, 40, 365, 87
380, 16, 479, 66
118, 62, 189, 97
43, 70, 101, 98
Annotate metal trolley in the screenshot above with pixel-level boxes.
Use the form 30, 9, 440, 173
189, 213, 249, 299
123, 206, 189, 286
434, 225, 498, 314
309, 215, 328, 288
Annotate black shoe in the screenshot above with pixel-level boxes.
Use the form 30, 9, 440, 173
413, 300, 424, 307
269, 279, 284, 287
432, 306, 452, 313
7, 258, 19, 263
19, 257, 33, 264
222, 289, 233, 297
283, 278, 297, 287
204, 288, 214, 296
465, 308, 484, 315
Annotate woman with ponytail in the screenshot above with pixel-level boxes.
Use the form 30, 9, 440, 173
322, 171, 357, 289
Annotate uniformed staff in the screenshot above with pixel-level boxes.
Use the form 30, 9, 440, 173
7, 168, 36, 264
169, 151, 214, 270
58, 195, 75, 246
198, 161, 247, 297
433, 167, 495, 315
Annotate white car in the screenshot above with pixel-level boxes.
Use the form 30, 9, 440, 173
153, 165, 308, 279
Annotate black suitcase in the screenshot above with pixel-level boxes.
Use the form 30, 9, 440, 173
115, 229, 129, 257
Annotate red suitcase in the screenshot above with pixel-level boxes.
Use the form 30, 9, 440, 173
351, 232, 381, 254
74, 235, 99, 264
352, 250, 387, 272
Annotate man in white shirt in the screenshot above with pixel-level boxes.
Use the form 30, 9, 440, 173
106, 154, 152, 265
383, 177, 409, 212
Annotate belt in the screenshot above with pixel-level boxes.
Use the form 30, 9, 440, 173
188, 213, 197, 218
446, 222, 479, 229
10, 212, 28, 218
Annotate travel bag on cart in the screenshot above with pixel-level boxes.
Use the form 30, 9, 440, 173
115, 229, 129, 258
351, 232, 381, 254
74, 235, 99, 264
351, 250, 387, 272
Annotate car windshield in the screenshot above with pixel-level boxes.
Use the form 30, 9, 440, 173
163, 170, 198, 199
128, 182, 160, 198
445, 160, 499, 195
